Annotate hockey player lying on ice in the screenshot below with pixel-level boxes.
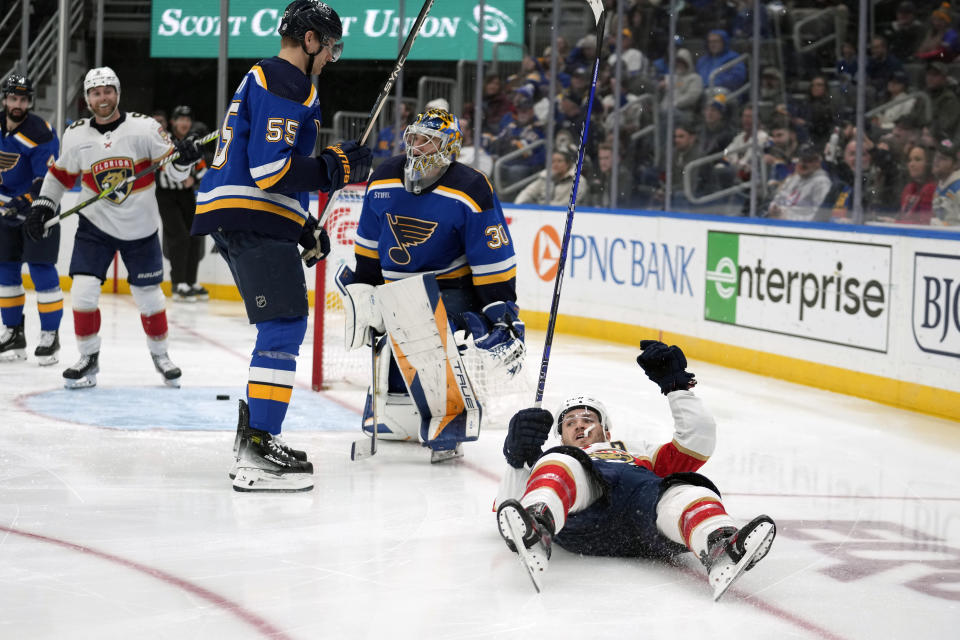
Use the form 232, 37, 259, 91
495, 340, 776, 600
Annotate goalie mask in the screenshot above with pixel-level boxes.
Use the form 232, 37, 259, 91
403, 108, 462, 194
555, 395, 611, 439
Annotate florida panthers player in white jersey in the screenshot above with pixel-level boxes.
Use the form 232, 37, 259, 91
25, 67, 203, 389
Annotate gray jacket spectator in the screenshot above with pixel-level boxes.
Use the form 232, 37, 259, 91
659, 49, 702, 115
515, 149, 588, 206
913, 62, 960, 139
767, 146, 832, 221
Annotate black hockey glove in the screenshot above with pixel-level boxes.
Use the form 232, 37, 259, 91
172, 135, 204, 168
0, 193, 32, 228
299, 215, 331, 267
24, 196, 57, 242
636, 339, 696, 395
319, 141, 372, 191
503, 407, 553, 468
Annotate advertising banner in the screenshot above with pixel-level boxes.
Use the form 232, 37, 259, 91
150, 0, 525, 60
704, 231, 892, 352
912, 252, 960, 360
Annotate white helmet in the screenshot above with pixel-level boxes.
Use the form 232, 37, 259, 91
84, 66, 121, 95
555, 395, 610, 435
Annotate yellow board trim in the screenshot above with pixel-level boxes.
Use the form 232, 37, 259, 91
523, 310, 960, 423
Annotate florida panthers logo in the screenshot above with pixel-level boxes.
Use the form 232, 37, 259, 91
91, 156, 135, 204
386, 214, 438, 265
0, 150, 20, 185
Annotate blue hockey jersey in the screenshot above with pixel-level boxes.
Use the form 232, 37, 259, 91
353, 155, 517, 307
192, 56, 323, 241
0, 111, 58, 205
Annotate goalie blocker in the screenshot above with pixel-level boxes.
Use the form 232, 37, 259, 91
338, 267, 481, 453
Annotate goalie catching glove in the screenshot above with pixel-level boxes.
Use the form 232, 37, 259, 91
24, 196, 57, 242
462, 301, 526, 377
503, 407, 553, 468
636, 339, 696, 395
319, 140, 372, 191
298, 215, 331, 267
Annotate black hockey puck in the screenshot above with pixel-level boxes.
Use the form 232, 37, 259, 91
216, 394, 230, 400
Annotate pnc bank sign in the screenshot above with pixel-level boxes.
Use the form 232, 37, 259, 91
150, 0, 525, 60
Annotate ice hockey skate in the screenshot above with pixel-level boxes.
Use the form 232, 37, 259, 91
0, 321, 26, 362
63, 352, 99, 388
229, 400, 307, 479
232, 400, 314, 492
172, 283, 196, 303
430, 443, 463, 463
701, 515, 777, 601
190, 284, 210, 301
497, 499, 555, 593
151, 352, 182, 388
34, 330, 60, 366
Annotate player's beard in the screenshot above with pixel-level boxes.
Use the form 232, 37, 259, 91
6, 107, 26, 123
90, 97, 118, 120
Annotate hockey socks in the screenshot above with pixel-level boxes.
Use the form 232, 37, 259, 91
246, 318, 306, 435
29, 263, 63, 332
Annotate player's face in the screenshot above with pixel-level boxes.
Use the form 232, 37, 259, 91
407, 133, 441, 157
87, 86, 119, 120
559, 408, 607, 447
3, 93, 30, 122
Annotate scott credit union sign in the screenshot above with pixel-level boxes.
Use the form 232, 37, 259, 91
151, 0, 525, 60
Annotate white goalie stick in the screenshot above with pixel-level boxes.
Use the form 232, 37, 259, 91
350, 328, 385, 461
316, 0, 436, 231
533, 0, 606, 409
39, 130, 219, 230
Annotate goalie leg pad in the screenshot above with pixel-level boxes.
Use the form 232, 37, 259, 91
375, 274, 482, 450
335, 265, 384, 351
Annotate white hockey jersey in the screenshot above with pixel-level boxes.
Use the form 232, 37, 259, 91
40, 111, 190, 240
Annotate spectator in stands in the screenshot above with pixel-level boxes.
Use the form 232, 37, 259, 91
556, 89, 601, 161
872, 70, 917, 132
767, 144, 832, 221
481, 74, 514, 135
791, 75, 842, 149
764, 118, 800, 188
730, 0, 771, 40
697, 94, 736, 157
601, 62, 647, 138
568, 66, 593, 103
639, 121, 703, 211
914, 61, 960, 139
876, 143, 936, 224
457, 114, 494, 176
373, 101, 414, 164
587, 141, 635, 208
931, 137, 960, 225
723, 104, 770, 185
515, 147, 588, 207
867, 35, 905, 100
825, 136, 900, 222
696, 30, 746, 93
659, 48, 702, 117
566, 34, 598, 73
605, 28, 648, 81
759, 67, 785, 106
489, 93, 546, 184
510, 55, 551, 98
915, 3, 960, 61
837, 41, 859, 79
884, 1, 926, 61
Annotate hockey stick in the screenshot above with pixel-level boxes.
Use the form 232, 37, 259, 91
317, 0, 435, 230
350, 329, 385, 461
533, 0, 606, 407
41, 130, 219, 230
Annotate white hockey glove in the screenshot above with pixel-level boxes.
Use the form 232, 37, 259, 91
463, 301, 526, 378
335, 264, 384, 350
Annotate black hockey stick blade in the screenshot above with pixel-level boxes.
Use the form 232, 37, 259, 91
44, 130, 219, 230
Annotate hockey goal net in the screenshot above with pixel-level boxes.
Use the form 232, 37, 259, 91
311, 183, 533, 429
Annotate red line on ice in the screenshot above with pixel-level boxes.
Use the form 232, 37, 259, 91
0, 525, 293, 640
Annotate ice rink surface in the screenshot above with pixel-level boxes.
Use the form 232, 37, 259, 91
2, 293, 958, 639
